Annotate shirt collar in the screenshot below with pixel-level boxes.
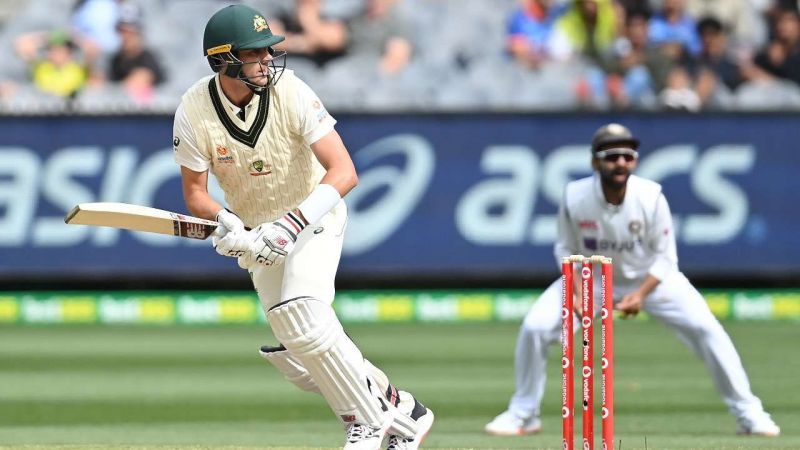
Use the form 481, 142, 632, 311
213, 74, 259, 116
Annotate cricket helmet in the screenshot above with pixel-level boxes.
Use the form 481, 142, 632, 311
590, 123, 640, 153
203, 4, 286, 88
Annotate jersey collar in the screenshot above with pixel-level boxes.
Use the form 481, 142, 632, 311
213, 74, 261, 121
208, 74, 270, 148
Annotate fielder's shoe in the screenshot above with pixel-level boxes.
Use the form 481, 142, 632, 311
737, 413, 780, 436
386, 399, 435, 450
344, 422, 388, 450
484, 410, 541, 436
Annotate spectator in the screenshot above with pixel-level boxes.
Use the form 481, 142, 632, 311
649, 0, 702, 57
347, 0, 413, 75
750, 8, 800, 86
762, 0, 800, 39
555, 0, 618, 63
688, 17, 744, 106
14, 29, 88, 98
108, 5, 165, 104
71, 0, 122, 53
71, 0, 122, 81
269, 0, 349, 67
581, 10, 673, 108
506, 0, 570, 69
660, 65, 702, 110
686, 0, 767, 54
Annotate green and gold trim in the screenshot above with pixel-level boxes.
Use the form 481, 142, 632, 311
208, 77, 269, 148
1, 289, 799, 325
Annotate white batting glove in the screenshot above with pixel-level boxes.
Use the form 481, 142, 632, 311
213, 230, 252, 259
214, 209, 245, 237
238, 211, 308, 268
212, 209, 249, 258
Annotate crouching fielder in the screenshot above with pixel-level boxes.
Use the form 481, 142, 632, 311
485, 123, 779, 438
172, 5, 432, 449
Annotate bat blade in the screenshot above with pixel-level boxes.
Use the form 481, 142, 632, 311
65, 202, 219, 240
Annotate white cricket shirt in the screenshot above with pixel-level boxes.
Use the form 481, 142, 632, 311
172, 70, 335, 227
554, 174, 678, 285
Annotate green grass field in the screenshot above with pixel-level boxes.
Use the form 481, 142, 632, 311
0, 320, 796, 449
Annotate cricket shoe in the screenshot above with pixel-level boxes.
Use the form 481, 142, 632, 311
386, 399, 434, 450
737, 413, 780, 436
344, 422, 390, 450
484, 410, 541, 436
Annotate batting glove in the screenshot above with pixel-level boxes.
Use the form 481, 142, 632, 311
212, 209, 248, 258
238, 211, 307, 268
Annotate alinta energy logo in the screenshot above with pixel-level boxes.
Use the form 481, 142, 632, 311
216, 145, 234, 164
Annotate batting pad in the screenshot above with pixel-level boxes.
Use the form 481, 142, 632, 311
362, 361, 418, 437
260, 344, 320, 393
267, 297, 389, 428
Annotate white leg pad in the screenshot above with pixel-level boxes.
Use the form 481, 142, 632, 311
364, 361, 418, 438
259, 345, 320, 393
267, 297, 388, 428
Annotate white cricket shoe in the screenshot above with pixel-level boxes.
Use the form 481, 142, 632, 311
737, 413, 780, 437
484, 410, 541, 436
386, 400, 434, 450
344, 422, 388, 450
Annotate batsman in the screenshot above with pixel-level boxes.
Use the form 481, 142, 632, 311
485, 123, 780, 438
171, 5, 433, 449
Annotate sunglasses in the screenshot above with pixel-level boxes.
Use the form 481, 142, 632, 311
595, 148, 638, 162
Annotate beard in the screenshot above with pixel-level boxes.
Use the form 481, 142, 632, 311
599, 167, 630, 190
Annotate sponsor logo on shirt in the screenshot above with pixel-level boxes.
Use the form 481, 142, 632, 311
585, 239, 639, 252
628, 220, 642, 235
250, 159, 272, 176
578, 220, 598, 230
172, 136, 180, 151
216, 145, 234, 164
313, 100, 329, 123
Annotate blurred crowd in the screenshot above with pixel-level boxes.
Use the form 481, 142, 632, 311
0, 0, 798, 113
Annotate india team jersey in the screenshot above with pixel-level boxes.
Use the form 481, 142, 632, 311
555, 174, 678, 285
172, 70, 335, 228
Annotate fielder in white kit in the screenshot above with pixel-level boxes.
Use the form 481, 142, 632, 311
171, 5, 433, 449
485, 123, 780, 437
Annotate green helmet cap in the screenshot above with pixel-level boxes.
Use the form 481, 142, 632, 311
203, 5, 285, 57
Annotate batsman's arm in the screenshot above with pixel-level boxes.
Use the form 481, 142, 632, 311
310, 130, 358, 197
293, 130, 358, 225
173, 103, 226, 222
180, 166, 224, 221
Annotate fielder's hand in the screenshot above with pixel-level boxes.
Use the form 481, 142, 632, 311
212, 209, 249, 258
238, 211, 308, 268
616, 292, 644, 319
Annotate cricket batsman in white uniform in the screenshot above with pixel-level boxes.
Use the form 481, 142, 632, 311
485, 123, 780, 437
171, 5, 433, 449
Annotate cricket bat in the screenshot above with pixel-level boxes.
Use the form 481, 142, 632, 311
65, 202, 219, 240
